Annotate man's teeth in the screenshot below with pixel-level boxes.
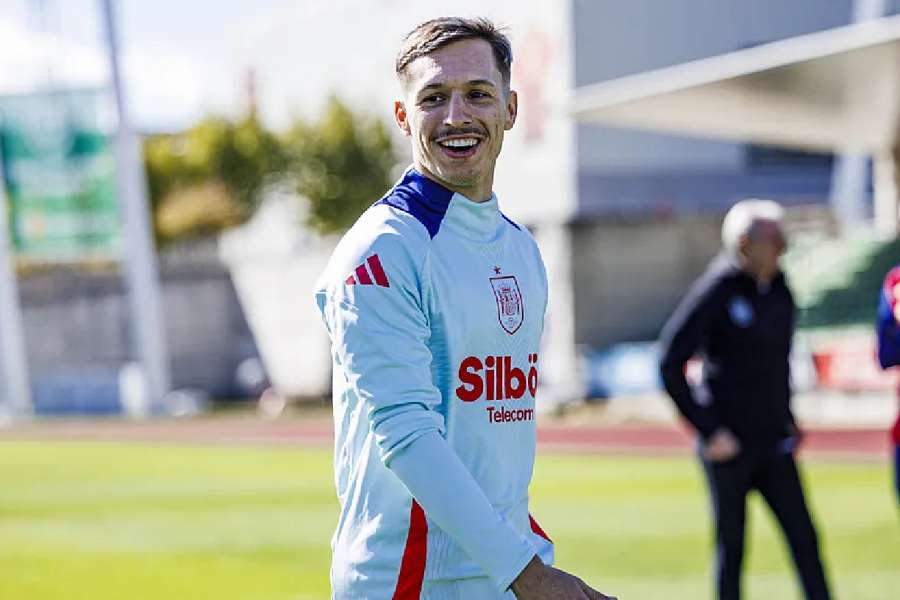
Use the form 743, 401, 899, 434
440, 138, 479, 148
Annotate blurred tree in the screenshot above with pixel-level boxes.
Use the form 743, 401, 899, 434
154, 180, 241, 241
284, 96, 396, 234
144, 115, 287, 243
143, 97, 397, 243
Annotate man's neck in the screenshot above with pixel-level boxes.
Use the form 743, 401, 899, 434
732, 253, 763, 280
413, 163, 493, 203
740, 261, 777, 288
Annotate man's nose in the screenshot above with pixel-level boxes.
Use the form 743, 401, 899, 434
443, 92, 471, 127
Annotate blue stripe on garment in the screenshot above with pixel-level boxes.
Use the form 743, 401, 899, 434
376, 169, 454, 239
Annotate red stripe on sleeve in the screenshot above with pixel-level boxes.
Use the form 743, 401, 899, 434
355, 264, 374, 285
392, 500, 427, 600
529, 514, 552, 543
345, 276, 356, 285
367, 254, 391, 287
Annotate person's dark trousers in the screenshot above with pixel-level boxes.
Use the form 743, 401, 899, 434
701, 447, 831, 600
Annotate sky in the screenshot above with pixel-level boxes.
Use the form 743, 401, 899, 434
0, 0, 578, 226
0, 0, 291, 130
0, 0, 549, 133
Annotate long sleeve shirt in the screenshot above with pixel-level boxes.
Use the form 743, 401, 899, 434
658, 255, 797, 448
876, 265, 900, 444
315, 168, 554, 599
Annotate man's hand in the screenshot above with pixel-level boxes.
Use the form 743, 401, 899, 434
788, 422, 804, 444
780, 422, 803, 454
703, 427, 740, 462
510, 555, 616, 600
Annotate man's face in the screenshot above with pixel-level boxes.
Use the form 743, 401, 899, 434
394, 38, 517, 202
743, 219, 786, 281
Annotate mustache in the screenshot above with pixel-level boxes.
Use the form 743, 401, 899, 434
433, 127, 487, 139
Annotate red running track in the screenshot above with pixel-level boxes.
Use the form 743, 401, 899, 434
536, 425, 891, 458
0, 417, 891, 458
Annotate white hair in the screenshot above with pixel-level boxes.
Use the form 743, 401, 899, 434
721, 199, 785, 256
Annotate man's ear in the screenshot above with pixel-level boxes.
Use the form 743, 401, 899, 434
394, 100, 411, 136
504, 89, 518, 131
737, 233, 752, 258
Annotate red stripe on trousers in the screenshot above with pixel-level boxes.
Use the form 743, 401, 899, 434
392, 500, 427, 600
355, 264, 373, 285
529, 514, 552, 543
367, 254, 390, 287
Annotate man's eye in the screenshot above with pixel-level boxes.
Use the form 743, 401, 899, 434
470, 90, 490, 99
421, 94, 444, 104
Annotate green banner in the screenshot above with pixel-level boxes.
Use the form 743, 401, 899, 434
0, 89, 121, 263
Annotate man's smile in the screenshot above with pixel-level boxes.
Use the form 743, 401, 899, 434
434, 134, 484, 158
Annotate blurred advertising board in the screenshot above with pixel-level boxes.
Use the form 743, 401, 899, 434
0, 89, 121, 264
812, 337, 899, 392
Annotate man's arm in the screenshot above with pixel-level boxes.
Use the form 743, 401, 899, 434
658, 273, 723, 440
390, 433, 618, 599
388, 431, 535, 591
784, 282, 802, 449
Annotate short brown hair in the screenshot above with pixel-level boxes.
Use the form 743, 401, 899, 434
396, 17, 513, 91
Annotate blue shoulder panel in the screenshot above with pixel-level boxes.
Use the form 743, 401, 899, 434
500, 212, 522, 231
375, 168, 453, 239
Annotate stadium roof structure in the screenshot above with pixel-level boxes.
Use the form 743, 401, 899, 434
571, 14, 900, 153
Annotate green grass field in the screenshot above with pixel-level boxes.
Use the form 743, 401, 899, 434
0, 440, 897, 599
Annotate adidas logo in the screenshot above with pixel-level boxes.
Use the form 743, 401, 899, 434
345, 254, 390, 287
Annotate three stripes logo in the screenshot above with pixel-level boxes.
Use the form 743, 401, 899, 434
345, 254, 390, 288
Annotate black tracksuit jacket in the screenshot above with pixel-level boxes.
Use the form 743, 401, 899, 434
658, 255, 797, 448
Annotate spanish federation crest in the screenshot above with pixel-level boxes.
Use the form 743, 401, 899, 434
728, 296, 755, 328
490, 275, 524, 335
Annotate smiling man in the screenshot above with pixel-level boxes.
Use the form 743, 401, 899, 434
315, 17, 613, 600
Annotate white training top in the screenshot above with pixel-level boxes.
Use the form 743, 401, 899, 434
315, 167, 553, 599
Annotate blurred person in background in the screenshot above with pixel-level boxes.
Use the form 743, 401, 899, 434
315, 17, 613, 600
658, 199, 832, 600
875, 264, 900, 508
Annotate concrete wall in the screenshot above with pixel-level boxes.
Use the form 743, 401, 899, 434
571, 205, 834, 348
571, 0, 853, 216
572, 0, 852, 172
571, 216, 723, 347
18, 238, 258, 398
218, 193, 335, 399
573, 0, 853, 87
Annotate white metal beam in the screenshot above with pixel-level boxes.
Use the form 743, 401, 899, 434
0, 148, 32, 417
100, 0, 171, 409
